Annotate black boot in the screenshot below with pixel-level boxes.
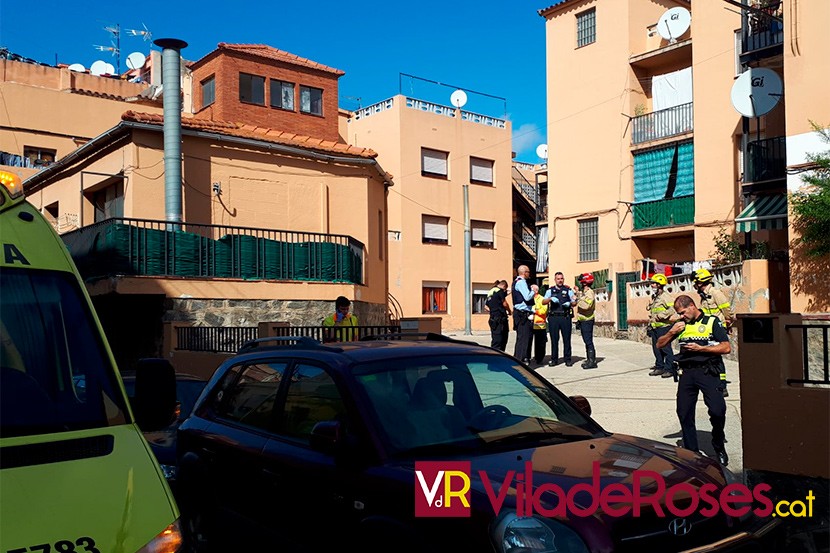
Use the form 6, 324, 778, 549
582, 347, 598, 369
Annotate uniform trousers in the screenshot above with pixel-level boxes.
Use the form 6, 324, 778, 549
513, 311, 533, 361
676, 365, 727, 453
651, 325, 675, 372
489, 316, 509, 351
547, 314, 572, 362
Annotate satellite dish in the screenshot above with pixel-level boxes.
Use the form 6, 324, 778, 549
104, 63, 116, 75
90, 60, 108, 76
450, 89, 468, 109
657, 7, 691, 42
126, 51, 146, 70
730, 68, 783, 117
536, 144, 548, 160
68, 63, 86, 73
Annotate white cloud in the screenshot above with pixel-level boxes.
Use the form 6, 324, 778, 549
511, 123, 546, 161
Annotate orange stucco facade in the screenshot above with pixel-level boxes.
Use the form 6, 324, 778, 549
346, 96, 514, 331
540, 0, 829, 323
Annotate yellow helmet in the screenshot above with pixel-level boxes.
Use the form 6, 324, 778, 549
694, 268, 714, 284
650, 274, 668, 286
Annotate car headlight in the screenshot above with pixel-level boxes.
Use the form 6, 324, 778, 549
492, 512, 589, 553
135, 519, 183, 553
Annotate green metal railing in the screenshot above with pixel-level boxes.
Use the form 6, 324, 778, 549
632, 196, 695, 230
61, 217, 364, 284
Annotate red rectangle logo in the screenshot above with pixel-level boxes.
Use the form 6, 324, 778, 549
414, 461, 472, 517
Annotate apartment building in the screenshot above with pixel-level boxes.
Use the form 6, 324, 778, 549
7, 44, 392, 371
539, 0, 829, 329
346, 96, 513, 331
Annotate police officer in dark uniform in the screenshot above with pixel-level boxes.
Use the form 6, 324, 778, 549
656, 294, 730, 466
512, 265, 537, 363
542, 271, 575, 367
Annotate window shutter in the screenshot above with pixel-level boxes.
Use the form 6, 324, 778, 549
470, 158, 493, 183
423, 215, 448, 240
422, 149, 448, 176
471, 221, 494, 242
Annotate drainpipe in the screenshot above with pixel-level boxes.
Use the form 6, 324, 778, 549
153, 38, 188, 227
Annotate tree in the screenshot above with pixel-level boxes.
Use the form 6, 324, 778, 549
790, 123, 830, 258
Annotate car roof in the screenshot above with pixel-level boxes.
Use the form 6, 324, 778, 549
227, 336, 504, 368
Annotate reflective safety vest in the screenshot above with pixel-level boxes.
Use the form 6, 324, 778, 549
677, 315, 717, 345
648, 290, 674, 328
699, 286, 732, 324
322, 313, 358, 341
576, 287, 595, 321
676, 315, 724, 372
533, 295, 548, 329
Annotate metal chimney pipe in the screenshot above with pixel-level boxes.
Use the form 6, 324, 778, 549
153, 38, 188, 227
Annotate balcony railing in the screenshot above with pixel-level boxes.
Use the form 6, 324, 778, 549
741, 3, 784, 57
60, 217, 364, 284
631, 103, 693, 145
632, 195, 695, 230
745, 136, 786, 184
512, 167, 538, 205
513, 222, 537, 253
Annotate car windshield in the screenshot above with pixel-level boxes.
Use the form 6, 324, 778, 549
123, 377, 206, 423
352, 353, 605, 457
0, 268, 129, 438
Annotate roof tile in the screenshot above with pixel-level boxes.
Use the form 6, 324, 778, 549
121, 111, 375, 159
216, 43, 345, 76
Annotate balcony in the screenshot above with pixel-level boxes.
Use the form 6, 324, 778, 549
60, 218, 364, 284
513, 222, 537, 256
744, 136, 786, 189
631, 103, 693, 145
512, 166, 538, 206
632, 195, 695, 231
740, 2, 784, 61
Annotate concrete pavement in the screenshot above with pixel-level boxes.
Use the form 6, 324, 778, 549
445, 329, 744, 471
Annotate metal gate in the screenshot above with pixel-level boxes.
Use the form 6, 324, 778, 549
616, 271, 639, 331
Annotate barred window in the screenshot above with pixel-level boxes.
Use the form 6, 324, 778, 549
576, 8, 596, 48
578, 218, 599, 262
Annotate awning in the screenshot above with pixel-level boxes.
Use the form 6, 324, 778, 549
736, 194, 788, 232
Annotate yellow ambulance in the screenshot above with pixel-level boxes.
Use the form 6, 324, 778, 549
0, 170, 183, 553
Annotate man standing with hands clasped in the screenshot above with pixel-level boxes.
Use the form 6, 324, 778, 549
512, 265, 538, 364
656, 294, 730, 466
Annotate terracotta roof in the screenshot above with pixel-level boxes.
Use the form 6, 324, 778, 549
71, 88, 131, 101
214, 43, 345, 76
121, 111, 376, 158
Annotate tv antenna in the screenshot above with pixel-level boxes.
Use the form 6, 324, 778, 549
657, 7, 691, 43
126, 23, 153, 42
450, 89, 468, 109
536, 144, 549, 160
93, 23, 121, 74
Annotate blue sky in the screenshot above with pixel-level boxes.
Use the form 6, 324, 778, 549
0, 0, 552, 162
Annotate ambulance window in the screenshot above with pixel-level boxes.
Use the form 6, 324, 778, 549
0, 268, 128, 438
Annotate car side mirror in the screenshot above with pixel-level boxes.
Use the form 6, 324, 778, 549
132, 358, 177, 431
569, 395, 592, 417
309, 420, 342, 454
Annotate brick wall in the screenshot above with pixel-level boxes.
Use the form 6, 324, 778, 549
191, 52, 341, 142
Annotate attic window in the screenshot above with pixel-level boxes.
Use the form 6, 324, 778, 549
201, 76, 215, 108
239, 73, 265, 105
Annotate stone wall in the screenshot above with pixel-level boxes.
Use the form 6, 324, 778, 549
164, 298, 389, 327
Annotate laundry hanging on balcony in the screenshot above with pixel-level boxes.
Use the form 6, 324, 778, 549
736, 194, 788, 232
